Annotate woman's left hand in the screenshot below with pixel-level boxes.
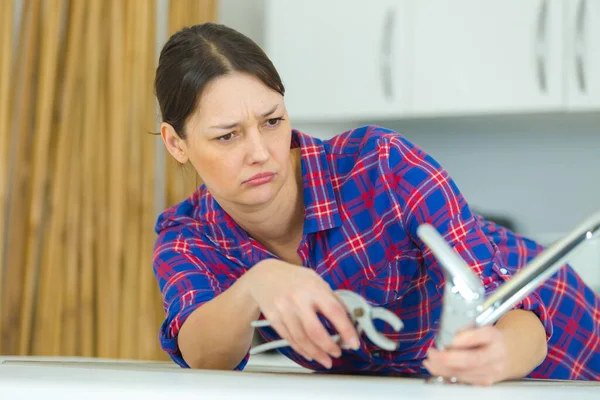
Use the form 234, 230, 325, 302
423, 325, 509, 386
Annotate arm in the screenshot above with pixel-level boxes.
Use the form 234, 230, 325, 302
177, 266, 260, 370
495, 309, 548, 379
153, 229, 258, 370
154, 230, 359, 370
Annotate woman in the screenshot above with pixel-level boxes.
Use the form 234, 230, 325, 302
152, 23, 600, 385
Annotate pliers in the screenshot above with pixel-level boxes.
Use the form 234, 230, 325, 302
249, 289, 404, 355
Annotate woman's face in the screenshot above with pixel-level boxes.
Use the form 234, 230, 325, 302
161, 72, 293, 209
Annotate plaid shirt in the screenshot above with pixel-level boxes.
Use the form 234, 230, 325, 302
153, 125, 600, 380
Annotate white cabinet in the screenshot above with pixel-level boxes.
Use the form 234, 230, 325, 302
410, 0, 564, 116
219, 0, 600, 121
262, 0, 410, 121
565, 0, 600, 110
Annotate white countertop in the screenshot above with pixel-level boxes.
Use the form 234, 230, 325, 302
1, 354, 598, 399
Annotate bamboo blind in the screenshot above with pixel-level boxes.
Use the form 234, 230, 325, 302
0, 0, 215, 360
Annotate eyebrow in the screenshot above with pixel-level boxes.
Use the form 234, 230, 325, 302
209, 105, 280, 130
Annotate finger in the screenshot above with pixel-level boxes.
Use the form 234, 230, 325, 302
427, 346, 499, 371
449, 370, 498, 387
426, 348, 504, 378
452, 326, 499, 349
281, 311, 333, 369
460, 362, 505, 386
316, 295, 360, 350
423, 357, 467, 384
423, 352, 461, 379
424, 360, 497, 387
264, 314, 313, 362
298, 306, 343, 358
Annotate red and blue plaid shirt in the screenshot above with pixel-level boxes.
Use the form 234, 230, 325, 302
153, 125, 600, 380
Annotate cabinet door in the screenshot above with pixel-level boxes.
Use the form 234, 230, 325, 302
263, 0, 409, 121
410, 0, 564, 117
565, 0, 600, 110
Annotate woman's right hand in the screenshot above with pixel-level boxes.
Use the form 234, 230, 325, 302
245, 259, 361, 369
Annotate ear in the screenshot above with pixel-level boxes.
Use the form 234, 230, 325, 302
161, 122, 189, 164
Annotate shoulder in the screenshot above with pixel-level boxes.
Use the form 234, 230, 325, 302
323, 124, 431, 168
324, 125, 409, 156
319, 125, 440, 179
153, 186, 212, 251
153, 187, 250, 271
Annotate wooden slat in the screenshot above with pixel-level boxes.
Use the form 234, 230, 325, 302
93, 0, 113, 360
0, 0, 15, 355
29, 0, 85, 356
79, 0, 103, 357
119, 0, 142, 360
62, 90, 84, 356
138, 0, 159, 360
21, 0, 65, 356
107, 0, 127, 360
1, 0, 41, 356
60, 0, 87, 358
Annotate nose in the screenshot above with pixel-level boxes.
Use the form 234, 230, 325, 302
245, 128, 270, 165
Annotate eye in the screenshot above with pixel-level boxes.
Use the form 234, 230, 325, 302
216, 132, 236, 142
265, 117, 284, 128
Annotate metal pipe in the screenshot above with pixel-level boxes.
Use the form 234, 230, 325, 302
476, 210, 600, 326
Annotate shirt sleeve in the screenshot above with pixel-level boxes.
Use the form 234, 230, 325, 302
152, 227, 250, 369
384, 134, 553, 340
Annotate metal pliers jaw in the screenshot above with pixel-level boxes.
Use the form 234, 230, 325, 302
249, 290, 404, 356
335, 290, 404, 351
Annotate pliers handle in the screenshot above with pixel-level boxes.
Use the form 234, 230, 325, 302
249, 290, 403, 355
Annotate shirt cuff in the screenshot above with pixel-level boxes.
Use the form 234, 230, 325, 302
488, 263, 554, 341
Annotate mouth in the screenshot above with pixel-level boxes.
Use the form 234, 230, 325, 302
243, 172, 275, 186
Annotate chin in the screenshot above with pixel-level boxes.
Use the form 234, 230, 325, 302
241, 181, 282, 206
244, 190, 276, 206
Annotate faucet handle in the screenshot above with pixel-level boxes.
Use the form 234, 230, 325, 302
417, 224, 485, 349
417, 224, 484, 298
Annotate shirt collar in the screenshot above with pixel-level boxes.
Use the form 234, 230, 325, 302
292, 130, 342, 234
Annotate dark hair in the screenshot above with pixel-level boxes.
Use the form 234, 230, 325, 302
154, 23, 285, 139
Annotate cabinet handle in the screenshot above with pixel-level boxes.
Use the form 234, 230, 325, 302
535, 0, 548, 93
575, 0, 587, 93
380, 7, 395, 102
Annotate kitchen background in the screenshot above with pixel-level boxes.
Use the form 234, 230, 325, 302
0, 0, 598, 363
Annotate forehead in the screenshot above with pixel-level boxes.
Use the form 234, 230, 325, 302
194, 72, 283, 124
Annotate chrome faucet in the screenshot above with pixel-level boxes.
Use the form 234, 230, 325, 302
416, 210, 600, 376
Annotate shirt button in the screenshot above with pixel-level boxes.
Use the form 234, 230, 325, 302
500, 268, 508, 275
371, 351, 381, 358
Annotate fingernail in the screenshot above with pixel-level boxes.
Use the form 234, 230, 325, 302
351, 338, 360, 350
